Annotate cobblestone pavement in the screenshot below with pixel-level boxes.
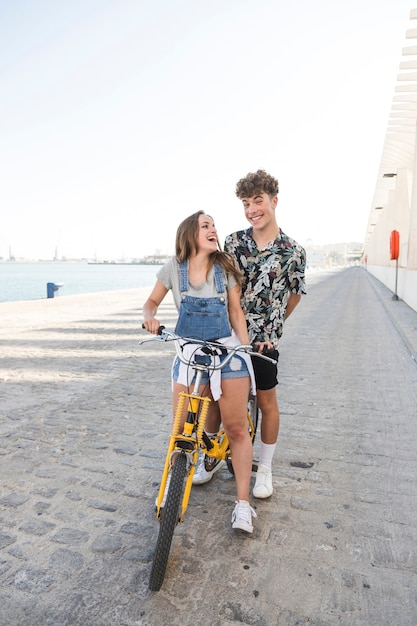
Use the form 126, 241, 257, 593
1, 269, 416, 625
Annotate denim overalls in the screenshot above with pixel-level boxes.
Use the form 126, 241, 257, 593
174, 261, 232, 341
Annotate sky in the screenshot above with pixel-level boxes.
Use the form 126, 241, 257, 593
1, 0, 416, 261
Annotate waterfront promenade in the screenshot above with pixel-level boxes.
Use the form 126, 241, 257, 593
1, 268, 417, 625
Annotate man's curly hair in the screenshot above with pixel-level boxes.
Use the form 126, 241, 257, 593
235, 169, 279, 199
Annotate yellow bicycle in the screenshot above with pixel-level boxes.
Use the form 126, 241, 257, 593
139, 326, 275, 591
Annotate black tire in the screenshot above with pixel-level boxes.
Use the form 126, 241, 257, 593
226, 452, 234, 475
149, 452, 187, 591
248, 394, 259, 442
248, 394, 260, 472
226, 395, 259, 475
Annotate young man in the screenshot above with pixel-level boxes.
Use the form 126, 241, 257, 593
224, 169, 306, 499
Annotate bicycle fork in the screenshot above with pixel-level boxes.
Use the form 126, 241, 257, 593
155, 369, 211, 521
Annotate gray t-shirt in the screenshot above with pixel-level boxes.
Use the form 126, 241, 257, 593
157, 257, 237, 312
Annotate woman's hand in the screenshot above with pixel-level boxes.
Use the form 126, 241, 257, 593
143, 319, 161, 335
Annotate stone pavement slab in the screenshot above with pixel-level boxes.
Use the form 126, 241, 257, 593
0, 269, 416, 625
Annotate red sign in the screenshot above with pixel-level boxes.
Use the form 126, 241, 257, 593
390, 230, 400, 260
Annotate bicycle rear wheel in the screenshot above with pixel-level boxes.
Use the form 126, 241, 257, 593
248, 394, 259, 442
248, 394, 259, 472
226, 394, 259, 475
149, 452, 187, 591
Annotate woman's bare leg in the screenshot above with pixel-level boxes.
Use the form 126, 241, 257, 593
218, 377, 252, 501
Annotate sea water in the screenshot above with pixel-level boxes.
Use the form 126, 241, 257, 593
0, 262, 161, 303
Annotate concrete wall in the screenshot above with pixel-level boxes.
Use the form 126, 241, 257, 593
365, 163, 417, 312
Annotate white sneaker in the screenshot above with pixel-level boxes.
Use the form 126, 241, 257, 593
231, 500, 257, 533
192, 452, 225, 485
155, 473, 171, 508
253, 463, 273, 498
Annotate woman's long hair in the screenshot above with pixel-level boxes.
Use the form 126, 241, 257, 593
175, 211, 243, 286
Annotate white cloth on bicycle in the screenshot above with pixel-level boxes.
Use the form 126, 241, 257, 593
172, 332, 256, 401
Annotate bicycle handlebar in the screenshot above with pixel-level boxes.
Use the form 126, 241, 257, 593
139, 325, 277, 370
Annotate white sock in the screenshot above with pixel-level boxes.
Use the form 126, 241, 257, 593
259, 442, 276, 468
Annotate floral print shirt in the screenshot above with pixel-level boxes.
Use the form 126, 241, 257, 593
224, 228, 306, 348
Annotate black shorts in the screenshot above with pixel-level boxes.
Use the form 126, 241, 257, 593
251, 348, 279, 391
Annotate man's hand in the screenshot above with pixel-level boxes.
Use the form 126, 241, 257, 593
252, 341, 274, 353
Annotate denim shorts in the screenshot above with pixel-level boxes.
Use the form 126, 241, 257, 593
172, 353, 250, 384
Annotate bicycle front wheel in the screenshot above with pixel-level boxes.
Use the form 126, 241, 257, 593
149, 451, 187, 591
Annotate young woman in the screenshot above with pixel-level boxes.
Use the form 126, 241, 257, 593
142, 211, 257, 533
